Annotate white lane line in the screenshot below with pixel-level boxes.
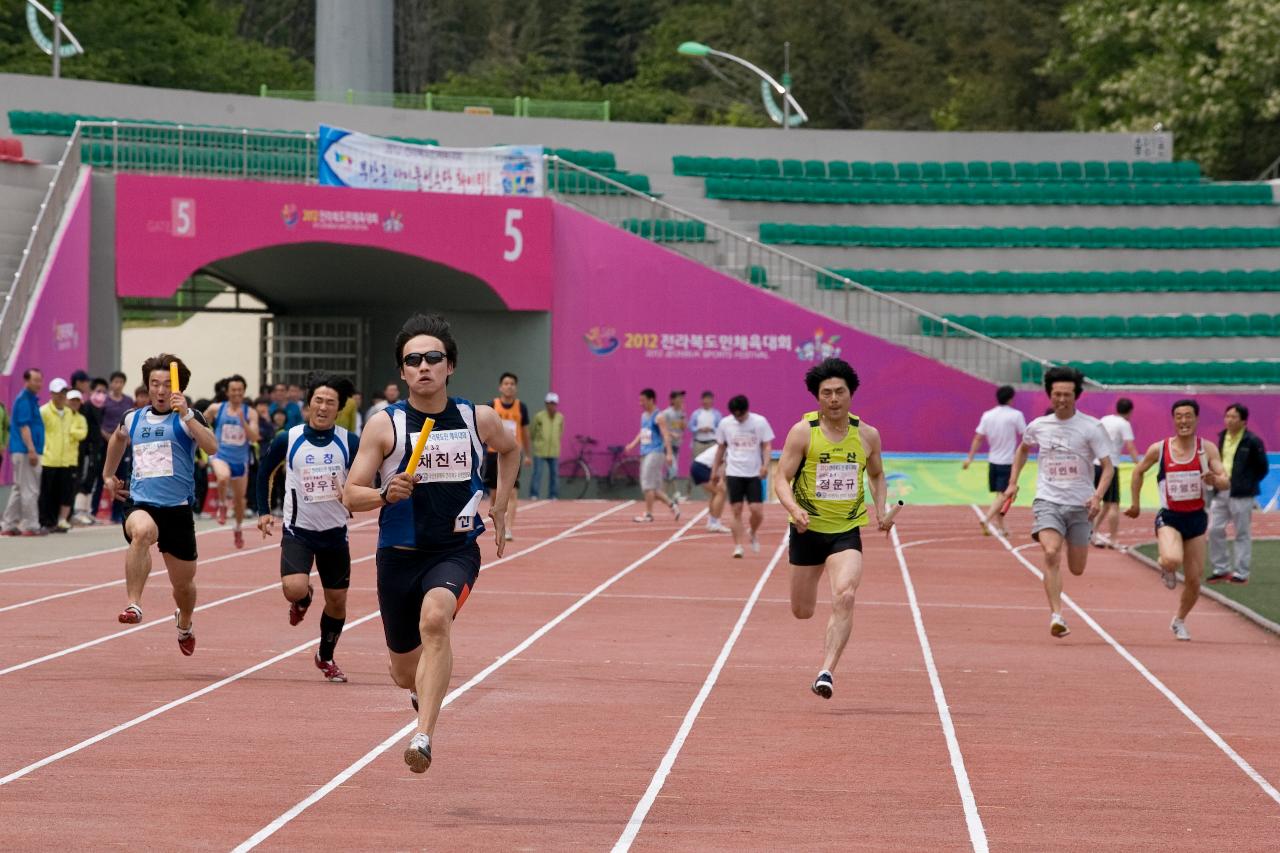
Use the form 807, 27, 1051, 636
0, 611, 382, 786
970, 504, 1280, 807
612, 532, 786, 852
0, 504, 632, 782
0, 522, 238, 576
891, 525, 989, 853
0, 505, 626, 677
234, 508, 709, 852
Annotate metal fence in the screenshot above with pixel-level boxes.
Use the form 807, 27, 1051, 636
545, 157, 1055, 387
260, 87, 610, 121
77, 121, 316, 182
1, 132, 82, 374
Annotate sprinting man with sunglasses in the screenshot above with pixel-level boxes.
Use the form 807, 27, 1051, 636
344, 313, 519, 775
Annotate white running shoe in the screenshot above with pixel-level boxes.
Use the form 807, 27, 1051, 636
733, 545, 744, 559
1161, 568, 1178, 590
750, 534, 760, 555
1050, 613, 1070, 638
503, 529, 514, 542
1170, 618, 1191, 641
404, 732, 432, 773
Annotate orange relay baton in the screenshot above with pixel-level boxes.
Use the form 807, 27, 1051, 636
404, 418, 436, 478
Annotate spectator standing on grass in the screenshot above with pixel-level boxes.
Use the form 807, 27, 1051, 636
1207, 403, 1269, 585
2, 368, 45, 536
529, 392, 565, 500
39, 381, 87, 532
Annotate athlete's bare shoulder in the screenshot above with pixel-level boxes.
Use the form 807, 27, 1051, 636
858, 419, 882, 452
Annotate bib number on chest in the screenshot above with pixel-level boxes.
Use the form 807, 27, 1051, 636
1166, 469, 1202, 502
220, 421, 246, 446
135, 441, 174, 479
1041, 451, 1082, 484
815, 462, 858, 500
300, 464, 343, 503
411, 429, 472, 483
640, 428, 654, 446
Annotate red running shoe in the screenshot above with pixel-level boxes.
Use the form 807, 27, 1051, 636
314, 652, 347, 683
118, 603, 142, 624
175, 610, 195, 656
233, 528, 244, 549
289, 584, 313, 626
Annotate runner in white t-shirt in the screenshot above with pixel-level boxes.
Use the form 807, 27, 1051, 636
1091, 398, 1140, 548
712, 395, 774, 558
963, 385, 1025, 536
1003, 366, 1113, 639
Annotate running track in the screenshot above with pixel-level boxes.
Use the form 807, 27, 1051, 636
0, 500, 1277, 850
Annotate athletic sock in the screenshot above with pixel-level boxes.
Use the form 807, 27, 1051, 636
319, 612, 345, 661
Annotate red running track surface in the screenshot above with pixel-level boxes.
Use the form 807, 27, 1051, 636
0, 500, 1277, 850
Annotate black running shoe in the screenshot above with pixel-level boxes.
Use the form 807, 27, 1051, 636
811, 671, 833, 699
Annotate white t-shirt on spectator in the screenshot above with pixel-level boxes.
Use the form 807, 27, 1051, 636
976, 405, 1026, 465
715, 413, 775, 478
689, 407, 722, 443
1023, 412, 1111, 505
1096, 414, 1135, 465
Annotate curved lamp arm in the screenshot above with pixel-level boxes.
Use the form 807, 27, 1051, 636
678, 41, 808, 124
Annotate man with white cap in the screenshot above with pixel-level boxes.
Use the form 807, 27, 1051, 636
39, 380, 88, 532
529, 391, 565, 500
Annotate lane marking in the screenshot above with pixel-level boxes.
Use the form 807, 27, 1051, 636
0, 612, 382, 785
0, 506, 630, 676
612, 533, 786, 852
970, 504, 1280, 807
0, 523, 242, 576
234, 509, 708, 852
0, 504, 633, 781
891, 525, 989, 852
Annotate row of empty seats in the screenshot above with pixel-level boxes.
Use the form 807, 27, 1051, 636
676, 155, 1203, 183
1021, 360, 1280, 386
620, 218, 706, 242
762, 223, 1280, 248
923, 313, 1279, 339
819, 268, 1280, 293
707, 177, 1270, 206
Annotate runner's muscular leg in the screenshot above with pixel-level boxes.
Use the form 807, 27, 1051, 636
1037, 528, 1065, 614
789, 563, 824, 619
161, 553, 197, 626
123, 511, 158, 605
1177, 535, 1206, 620
821, 548, 864, 673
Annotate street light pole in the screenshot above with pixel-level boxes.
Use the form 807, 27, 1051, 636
677, 40, 808, 128
52, 0, 62, 78
782, 41, 790, 132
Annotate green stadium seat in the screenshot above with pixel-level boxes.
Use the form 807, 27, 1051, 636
1132, 161, 1156, 181
781, 159, 804, 178
1225, 314, 1249, 335
1151, 315, 1177, 338
731, 157, 757, 176
1199, 315, 1226, 336
989, 161, 1013, 181
748, 265, 769, 287
920, 161, 944, 181
803, 159, 826, 179
966, 161, 990, 181
873, 161, 896, 181
1054, 316, 1079, 337
1102, 315, 1127, 338
1077, 316, 1104, 337
851, 161, 873, 180
1174, 160, 1202, 182
1029, 316, 1055, 338
1126, 316, 1151, 337
672, 155, 695, 175
1106, 161, 1130, 180
1175, 314, 1199, 337
1248, 313, 1274, 336
1021, 361, 1044, 384
1005, 316, 1031, 337
827, 160, 850, 179
1060, 161, 1084, 180
756, 158, 781, 177
895, 162, 920, 181
1013, 161, 1036, 181
943, 161, 966, 181
980, 316, 1003, 337
1035, 161, 1060, 181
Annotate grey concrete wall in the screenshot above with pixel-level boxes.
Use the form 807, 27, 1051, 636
0, 74, 1173, 182
315, 0, 393, 95
87, 171, 119, 375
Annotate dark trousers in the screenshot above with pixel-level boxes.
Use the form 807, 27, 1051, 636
38, 466, 76, 528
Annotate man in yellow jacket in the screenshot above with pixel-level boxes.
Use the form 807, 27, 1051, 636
40, 381, 88, 532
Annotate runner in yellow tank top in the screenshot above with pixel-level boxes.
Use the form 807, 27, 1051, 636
774, 358, 894, 700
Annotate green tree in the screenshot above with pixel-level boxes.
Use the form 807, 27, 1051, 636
1049, 0, 1280, 178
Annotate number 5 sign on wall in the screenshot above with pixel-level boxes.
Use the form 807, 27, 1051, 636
503, 208, 523, 262
171, 198, 196, 238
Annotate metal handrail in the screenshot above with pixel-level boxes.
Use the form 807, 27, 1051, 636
1, 126, 83, 374
545, 155, 1065, 387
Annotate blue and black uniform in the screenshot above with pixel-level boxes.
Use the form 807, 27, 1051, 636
210, 402, 252, 478
256, 423, 358, 589
120, 406, 207, 561
376, 398, 485, 654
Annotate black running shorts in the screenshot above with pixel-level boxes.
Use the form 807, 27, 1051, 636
788, 524, 862, 567
376, 544, 481, 654
122, 502, 197, 562
1093, 464, 1120, 503
726, 475, 764, 504
280, 527, 351, 590
1155, 508, 1208, 540
988, 463, 1012, 494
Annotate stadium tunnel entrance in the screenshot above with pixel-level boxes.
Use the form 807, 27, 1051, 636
108, 174, 555, 408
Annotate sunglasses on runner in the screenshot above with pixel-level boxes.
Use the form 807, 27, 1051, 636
402, 351, 447, 368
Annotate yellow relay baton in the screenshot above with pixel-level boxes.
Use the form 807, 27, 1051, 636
169, 361, 181, 395
404, 418, 436, 478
